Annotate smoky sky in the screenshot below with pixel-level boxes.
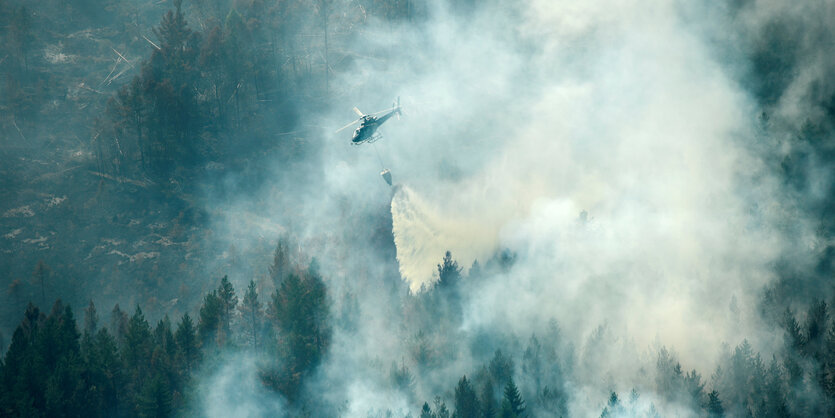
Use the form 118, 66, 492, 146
199, 0, 831, 415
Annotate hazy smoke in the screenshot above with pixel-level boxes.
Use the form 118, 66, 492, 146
391, 185, 498, 291
374, 0, 796, 367
197, 354, 288, 417
201, 0, 825, 414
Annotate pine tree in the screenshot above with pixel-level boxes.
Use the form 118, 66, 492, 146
481, 380, 498, 418
269, 237, 293, 286
420, 401, 433, 418
110, 304, 129, 347
238, 280, 263, 350
683, 369, 705, 410
137, 373, 173, 418
175, 313, 200, 374
502, 378, 525, 417
600, 391, 621, 418
84, 300, 98, 335
489, 350, 514, 388
198, 290, 223, 349
707, 390, 725, 418
217, 275, 238, 340
763, 356, 789, 417
390, 360, 415, 393
151, 317, 177, 394
124, 307, 153, 372
782, 308, 804, 351
143, 0, 203, 172
454, 375, 480, 418
1, 305, 43, 415
437, 251, 462, 290
266, 260, 331, 400
123, 306, 153, 414
805, 300, 828, 360
82, 328, 123, 417
434, 396, 451, 418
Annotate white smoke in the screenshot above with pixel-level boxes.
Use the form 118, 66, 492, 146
391, 185, 499, 291
382, 0, 793, 367
197, 353, 288, 418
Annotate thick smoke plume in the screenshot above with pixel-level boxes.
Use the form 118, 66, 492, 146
193, 0, 830, 414
371, 0, 791, 366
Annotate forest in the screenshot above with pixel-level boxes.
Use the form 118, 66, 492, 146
2, 0, 835, 416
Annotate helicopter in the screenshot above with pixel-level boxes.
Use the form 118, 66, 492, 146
336, 97, 401, 145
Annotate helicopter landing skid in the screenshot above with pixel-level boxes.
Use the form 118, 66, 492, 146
352, 134, 383, 146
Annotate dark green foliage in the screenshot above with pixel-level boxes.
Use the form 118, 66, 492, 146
390, 360, 415, 393
804, 300, 828, 359
175, 314, 199, 374
265, 260, 331, 401
238, 280, 264, 351
600, 391, 622, 418
437, 251, 463, 290
81, 328, 123, 417
502, 378, 525, 417
197, 276, 237, 350
217, 275, 238, 340
489, 350, 515, 387
109, 304, 129, 348
421, 402, 433, 418
454, 375, 480, 418
198, 290, 224, 348
434, 397, 451, 418
481, 380, 497, 418
137, 373, 173, 418
269, 238, 294, 286
84, 300, 98, 335
0, 298, 206, 417
707, 390, 725, 418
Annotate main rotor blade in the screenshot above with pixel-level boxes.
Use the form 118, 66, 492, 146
370, 107, 396, 116
352, 107, 364, 117
371, 102, 404, 116
335, 119, 360, 133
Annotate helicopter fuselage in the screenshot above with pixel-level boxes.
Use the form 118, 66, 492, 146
351, 110, 398, 144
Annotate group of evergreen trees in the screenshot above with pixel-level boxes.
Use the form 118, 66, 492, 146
95, 0, 420, 182
390, 249, 835, 417
417, 376, 525, 418
0, 239, 330, 417
3, 243, 835, 416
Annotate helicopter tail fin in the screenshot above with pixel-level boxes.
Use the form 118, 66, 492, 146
394, 96, 402, 120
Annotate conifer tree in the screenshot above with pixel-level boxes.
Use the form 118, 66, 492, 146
481, 380, 498, 418
266, 260, 331, 401
84, 300, 98, 335
600, 391, 621, 418
110, 304, 129, 347
137, 373, 173, 418
420, 402, 433, 418
238, 280, 263, 350
707, 390, 724, 418
502, 378, 525, 417
454, 375, 480, 418
437, 251, 462, 290
217, 275, 238, 340
269, 237, 293, 285
175, 313, 200, 374
489, 350, 514, 387
82, 328, 123, 416
198, 290, 223, 349
123, 306, 153, 414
